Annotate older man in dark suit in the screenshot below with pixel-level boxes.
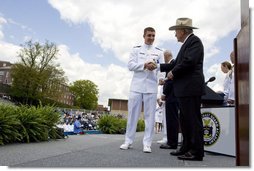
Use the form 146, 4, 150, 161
160, 18, 206, 161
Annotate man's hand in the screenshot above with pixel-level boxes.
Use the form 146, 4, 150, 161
159, 78, 165, 85
145, 61, 157, 71
227, 99, 235, 105
161, 95, 166, 101
167, 71, 174, 80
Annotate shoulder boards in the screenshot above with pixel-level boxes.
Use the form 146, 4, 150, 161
155, 47, 163, 51
133, 45, 141, 48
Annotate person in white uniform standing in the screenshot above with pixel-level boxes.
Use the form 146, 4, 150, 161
227, 51, 235, 105
120, 27, 164, 153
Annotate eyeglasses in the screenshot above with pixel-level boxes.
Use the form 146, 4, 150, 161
147, 34, 155, 37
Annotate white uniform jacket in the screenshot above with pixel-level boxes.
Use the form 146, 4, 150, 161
228, 68, 235, 101
128, 44, 164, 94
223, 72, 231, 99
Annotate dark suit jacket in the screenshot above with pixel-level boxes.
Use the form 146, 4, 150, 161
163, 79, 177, 103
163, 59, 177, 103
160, 34, 205, 97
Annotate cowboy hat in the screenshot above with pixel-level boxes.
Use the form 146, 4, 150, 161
169, 18, 198, 30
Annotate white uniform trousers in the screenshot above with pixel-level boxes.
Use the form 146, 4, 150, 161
125, 91, 157, 146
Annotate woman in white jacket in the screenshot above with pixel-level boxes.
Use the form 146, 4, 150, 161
220, 61, 232, 101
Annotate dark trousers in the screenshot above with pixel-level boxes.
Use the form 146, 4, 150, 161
177, 96, 204, 157
165, 99, 179, 147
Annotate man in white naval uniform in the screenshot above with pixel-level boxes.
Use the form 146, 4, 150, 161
120, 27, 164, 153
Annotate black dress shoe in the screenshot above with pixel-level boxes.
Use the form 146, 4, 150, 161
177, 152, 203, 161
170, 150, 186, 156
160, 144, 177, 149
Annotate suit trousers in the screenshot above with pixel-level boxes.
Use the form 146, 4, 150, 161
125, 91, 157, 146
165, 100, 179, 147
177, 96, 204, 157
161, 103, 167, 141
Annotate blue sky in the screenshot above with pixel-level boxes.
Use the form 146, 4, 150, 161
0, 0, 120, 66
0, 0, 252, 106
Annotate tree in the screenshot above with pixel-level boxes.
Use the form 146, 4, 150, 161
10, 40, 68, 105
69, 80, 99, 110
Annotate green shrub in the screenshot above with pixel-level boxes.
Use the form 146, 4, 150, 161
16, 105, 49, 142
136, 119, 145, 132
16, 105, 62, 143
0, 103, 63, 145
97, 114, 144, 134
0, 104, 22, 145
97, 115, 121, 134
118, 118, 127, 134
36, 105, 62, 139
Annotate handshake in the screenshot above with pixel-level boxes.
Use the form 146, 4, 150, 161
144, 59, 157, 71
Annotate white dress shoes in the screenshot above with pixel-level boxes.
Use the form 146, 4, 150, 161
120, 143, 151, 153
143, 145, 152, 153
120, 143, 132, 150
157, 139, 167, 144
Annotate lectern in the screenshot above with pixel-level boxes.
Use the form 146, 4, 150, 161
201, 85, 235, 156
202, 86, 224, 106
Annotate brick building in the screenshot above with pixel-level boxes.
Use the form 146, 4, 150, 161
55, 83, 75, 106
108, 98, 144, 118
0, 61, 12, 97
0, 61, 12, 85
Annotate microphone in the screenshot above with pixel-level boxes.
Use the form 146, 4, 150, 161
205, 76, 216, 85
